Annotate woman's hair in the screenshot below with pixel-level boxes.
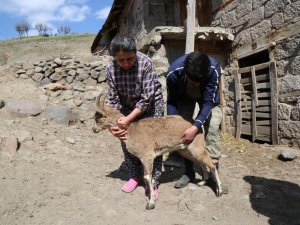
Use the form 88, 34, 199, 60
109, 35, 137, 56
183, 52, 211, 83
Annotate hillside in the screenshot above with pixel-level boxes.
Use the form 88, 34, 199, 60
0, 36, 300, 225
0, 35, 96, 66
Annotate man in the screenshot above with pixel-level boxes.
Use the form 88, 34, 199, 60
105, 35, 164, 199
166, 52, 223, 188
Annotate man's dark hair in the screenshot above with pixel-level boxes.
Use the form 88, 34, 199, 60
109, 35, 137, 56
183, 52, 211, 83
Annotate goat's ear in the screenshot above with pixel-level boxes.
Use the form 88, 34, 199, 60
94, 111, 104, 120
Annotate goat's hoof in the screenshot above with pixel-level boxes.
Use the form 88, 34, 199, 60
197, 180, 207, 186
216, 191, 223, 197
146, 202, 155, 210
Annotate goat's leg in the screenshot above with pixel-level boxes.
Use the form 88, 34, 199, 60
208, 166, 223, 197
178, 148, 209, 185
181, 136, 223, 197
142, 158, 155, 210
197, 164, 209, 186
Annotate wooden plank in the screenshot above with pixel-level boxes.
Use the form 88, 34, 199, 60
252, 94, 257, 142
241, 73, 269, 84
256, 106, 271, 112
243, 120, 271, 126
185, 0, 196, 54
257, 92, 271, 98
242, 105, 271, 112
269, 61, 279, 145
257, 82, 270, 89
242, 125, 271, 136
241, 99, 271, 106
238, 62, 270, 74
234, 70, 242, 139
256, 135, 271, 142
241, 90, 252, 94
242, 112, 271, 119
251, 66, 258, 106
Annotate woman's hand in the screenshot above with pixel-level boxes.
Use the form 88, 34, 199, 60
182, 126, 199, 144
109, 126, 127, 140
117, 116, 130, 130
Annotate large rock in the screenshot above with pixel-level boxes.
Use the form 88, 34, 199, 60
6, 99, 42, 116
44, 106, 77, 125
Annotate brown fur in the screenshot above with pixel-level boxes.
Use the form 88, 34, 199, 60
93, 94, 223, 210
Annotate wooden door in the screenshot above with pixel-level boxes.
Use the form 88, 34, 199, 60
234, 61, 278, 144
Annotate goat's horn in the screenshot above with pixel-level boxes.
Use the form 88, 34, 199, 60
96, 92, 107, 111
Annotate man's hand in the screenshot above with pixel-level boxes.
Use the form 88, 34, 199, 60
182, 126, 199, 144
117, 116, 130, 130
109, 126, 127, 140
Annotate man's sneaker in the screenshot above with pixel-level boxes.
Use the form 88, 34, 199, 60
122, 177, 140, 193
174, 175, 194, 188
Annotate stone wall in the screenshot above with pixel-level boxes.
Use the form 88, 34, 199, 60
276, 33, 300, 147
14, 56, 111, 88
211, 0, 300, 147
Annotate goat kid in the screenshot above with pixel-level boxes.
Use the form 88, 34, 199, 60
93, 93, 223, 210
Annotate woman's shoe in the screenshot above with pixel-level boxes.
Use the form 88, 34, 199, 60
122, 177, 140, 193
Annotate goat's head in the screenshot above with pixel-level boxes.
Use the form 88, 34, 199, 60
92, 93, 115, 133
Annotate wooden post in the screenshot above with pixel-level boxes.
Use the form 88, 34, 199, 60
185, 0, 196, 54
234, 70, 242, 139
251, 66, 257, 142
252, 94, 257, 142
269, 61, 279, 144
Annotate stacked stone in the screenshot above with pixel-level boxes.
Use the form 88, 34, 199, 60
14, 55, 112, 87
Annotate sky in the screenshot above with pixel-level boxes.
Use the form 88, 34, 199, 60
0, 0, 113, 40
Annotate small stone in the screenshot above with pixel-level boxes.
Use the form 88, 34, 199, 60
278, 149, 297, 161
66, 138, 75, 144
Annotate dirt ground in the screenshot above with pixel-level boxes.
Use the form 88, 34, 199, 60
0, 37, 300, 225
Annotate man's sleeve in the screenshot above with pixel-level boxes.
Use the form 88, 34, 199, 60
166, 73, 179, 115
193, 64, 221, 129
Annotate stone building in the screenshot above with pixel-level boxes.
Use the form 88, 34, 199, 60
91, 0, 300, 148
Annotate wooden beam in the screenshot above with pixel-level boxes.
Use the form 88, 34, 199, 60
251, 66, 258, 106
241, 73, 269, 84
234, 70, 242, 139
252, 94, 257, 142
185, 0, 196, 54
243, 120, 271, 126
242, 99, 271, 106
242, 125, 271, 136
238, 61, 270, 74
269, 61, 279, 145
242, 112, 271, 119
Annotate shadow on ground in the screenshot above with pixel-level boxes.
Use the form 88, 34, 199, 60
106, 162, 129, 181
244, 176, 300, 225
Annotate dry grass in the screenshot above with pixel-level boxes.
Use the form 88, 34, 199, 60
221, 132, 248, 152
0, 33, 95, 45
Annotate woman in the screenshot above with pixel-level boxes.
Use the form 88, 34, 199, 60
105, 35, 164, 199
